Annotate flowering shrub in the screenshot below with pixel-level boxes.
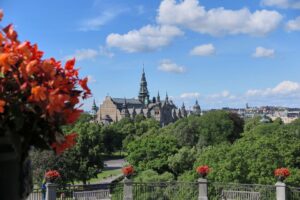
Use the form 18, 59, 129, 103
274, 168, 290, 181
0, 10, 90, 154
122, 165, 134, 177
196, 165, 210, 178
45, 170, 61, 183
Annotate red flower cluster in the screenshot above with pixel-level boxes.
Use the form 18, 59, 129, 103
274, 168, 290, 178
122, 165, 134, 177
0, 11, 90, 153
45, 170, 61, 182
51, 133, 78, 155
196, 165, 210, 177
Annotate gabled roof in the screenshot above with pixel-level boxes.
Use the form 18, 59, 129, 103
111, 98, 144, 109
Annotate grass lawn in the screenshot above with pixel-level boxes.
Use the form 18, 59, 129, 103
86, 168, 122, 184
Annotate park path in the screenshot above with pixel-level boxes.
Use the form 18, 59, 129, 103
99, 158, 126, 184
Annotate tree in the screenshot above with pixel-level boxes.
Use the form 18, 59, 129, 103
196, 110, 243, 146
195, 122, 300, 185
134, 169, 175, 182
62, 121, 104, 184
168, 116, 201, 147
168, 147, 197, 176
126, 134, 179, 173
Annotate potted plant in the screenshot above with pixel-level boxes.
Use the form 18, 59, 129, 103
274, 168, 290, 182
0, 10, 90, 199
45, 170, 61, 184
196, 165, 210, 178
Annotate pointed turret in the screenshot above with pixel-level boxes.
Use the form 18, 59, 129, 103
172, 109, 178, 121
91, 99, 99, 116
120, 98, 130, 118
138, 68, 150, 105
131, 107, 137, 119
157, 91, 161, 103
178, 108, 182, 118
165, 92, 169, 104
181, 103, 187, 117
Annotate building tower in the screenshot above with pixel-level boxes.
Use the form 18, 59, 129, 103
91, 99, 99, 120
157, 91, 161, 103
181, 103, 187, 117
138, 68, 150, 105
193, 100, 201, 115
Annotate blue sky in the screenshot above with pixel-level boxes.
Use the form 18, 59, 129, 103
1, 0, 300, 110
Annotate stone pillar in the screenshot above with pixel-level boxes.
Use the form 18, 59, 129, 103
275, 181, 286, 200
198, 178, 208, 200
123, 177, 133, 200
46, 183, 57, 200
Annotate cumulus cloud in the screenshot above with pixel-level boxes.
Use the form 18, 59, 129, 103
180, 92, 200, 99
286, 16, 300, 31
261, 0, 300, 9
106, 25, 183, 53
64, 49, 98, 61
207, 90, 236, 99
246, 81, 300, 97
157, 0, 282, 36
158, 59, 186, 73
177, 81, 300, 109
64, 46, 114, 61
190, 44, 215, 56
252, 46, 275, 58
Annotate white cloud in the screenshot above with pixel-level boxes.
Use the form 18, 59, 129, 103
208, 90, 236, 99
99, 46, 114, 58
106, 25, 183, 53
158, 59, 186, 73
261, 0, 300, 9
190, 44, 215, 56
252, 46, 275, 58
180, 92, 200, 99
286, 16, 300, 31
64, 49, 98, 61
79, 9, 127, 31
64, 46, 114, 61
246, 81, 300, 97
157, 0, 282, 36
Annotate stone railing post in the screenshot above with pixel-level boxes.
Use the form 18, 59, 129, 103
123, 177, 133, 200
276, 181, 286, 200
46, 183, 57, 200
198, 178, 208, 200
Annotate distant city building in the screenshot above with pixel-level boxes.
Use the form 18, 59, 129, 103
220, 103, 300, 124
96, 69, 201, 126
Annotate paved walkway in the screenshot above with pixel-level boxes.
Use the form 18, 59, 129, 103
99, 158, 126, 184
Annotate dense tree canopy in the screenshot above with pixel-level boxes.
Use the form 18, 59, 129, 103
195, 121, 300, 185
126, 134, 179, 173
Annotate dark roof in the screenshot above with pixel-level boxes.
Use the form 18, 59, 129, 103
112, 98, 143, 109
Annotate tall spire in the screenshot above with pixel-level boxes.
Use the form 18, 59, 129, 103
157, 91, 160, 102
165, 91, 169, 103
91, 99, 98, 117
138, 67, 150, 105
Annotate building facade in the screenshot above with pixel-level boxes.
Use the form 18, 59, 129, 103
96, 69, 201, 126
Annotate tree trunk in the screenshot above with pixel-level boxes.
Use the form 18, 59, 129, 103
0, 134, 21, 200
0, 134, 32, 200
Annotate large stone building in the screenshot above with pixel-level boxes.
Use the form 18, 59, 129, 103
96, 69, 201, 126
